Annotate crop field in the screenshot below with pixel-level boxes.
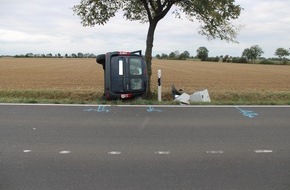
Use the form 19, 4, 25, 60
1, 58, 290, 104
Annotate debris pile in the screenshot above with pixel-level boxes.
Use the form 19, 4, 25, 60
172, 84, 211, 104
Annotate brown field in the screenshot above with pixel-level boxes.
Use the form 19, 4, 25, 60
1, 58, 290, 94
0, 58, 101, 91
1, 57, 290, 104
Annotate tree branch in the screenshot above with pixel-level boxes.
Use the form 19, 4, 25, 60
155, 1, 174, 21
156, 0, 162, 11
148, 0, 157, 12
141, 0, 152, 21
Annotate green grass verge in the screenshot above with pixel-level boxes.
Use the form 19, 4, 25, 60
0, 90, 101, 104
210, 91, 290, 105
0, 89, 290, 105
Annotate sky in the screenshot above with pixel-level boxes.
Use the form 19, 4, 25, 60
1, 0, 290, 58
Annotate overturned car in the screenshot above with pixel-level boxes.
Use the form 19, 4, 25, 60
96, 50, 148, 100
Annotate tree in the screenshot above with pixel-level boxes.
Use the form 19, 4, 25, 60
169, 51, 177, 59
242, 45, 264, 63
161, 53, 168, 59
275, 48, 290, 64
242, 48, 251, 61
46, 53, 53, 58
25, 53, 33, 57
73, 0, 242, 95
196, 47, 209, 61
179, 51, 190, 60
77, 52, 84, 58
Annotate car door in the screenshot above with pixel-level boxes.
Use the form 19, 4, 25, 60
110, 56, 126, 93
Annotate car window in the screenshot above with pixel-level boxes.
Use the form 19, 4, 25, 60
129, 58, 142, 76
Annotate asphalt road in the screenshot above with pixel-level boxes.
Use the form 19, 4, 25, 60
1, 104, 290, 190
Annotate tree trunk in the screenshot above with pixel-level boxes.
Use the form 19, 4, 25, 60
145, 20, 158, 97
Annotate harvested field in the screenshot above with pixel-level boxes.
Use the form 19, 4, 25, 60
1, 58, 290, 92
154, 59, 290, 93
0, 58, 101, 91
0, 58, 290, 103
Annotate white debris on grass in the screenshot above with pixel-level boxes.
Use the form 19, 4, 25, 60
174, 89, 211, 104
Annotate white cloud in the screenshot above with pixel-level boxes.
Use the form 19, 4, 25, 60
0, 29, 59, 43
1, 0, 290, 57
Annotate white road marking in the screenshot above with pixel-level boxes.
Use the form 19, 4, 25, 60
33, 128, 36, 130
59, 150, 71, 154
108, 151, 122, 155
155, 151, 170, 155
19, 149, 276, 155
254, 150, 273, 153
206, 150, 224, 154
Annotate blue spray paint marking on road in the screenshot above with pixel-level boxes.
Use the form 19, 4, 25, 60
97, 106, 110, 112
83, 108, 98, 112
83, 106, 110, 113
235, 107, 258, 118
147, 106, 162, 112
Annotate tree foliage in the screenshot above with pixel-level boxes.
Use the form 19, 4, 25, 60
196, 47, 209, 61
179, 51, 190, 60
242, 45, 264, 63
73, 0, 242, 94
275, 48, 290, 58
275, 48, 290, 64
157, 50, 190, 60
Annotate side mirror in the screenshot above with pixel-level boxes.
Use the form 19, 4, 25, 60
96, 54, 106, 70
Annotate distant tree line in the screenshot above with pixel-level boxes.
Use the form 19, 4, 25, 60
155, 50, 191, 60
156, 46, 290, 65
1, 53, 97, 58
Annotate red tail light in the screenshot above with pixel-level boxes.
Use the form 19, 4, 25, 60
119, 51, 130, 55
121, 93, 133, 99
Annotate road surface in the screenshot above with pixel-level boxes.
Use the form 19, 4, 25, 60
1, 104, 290, 190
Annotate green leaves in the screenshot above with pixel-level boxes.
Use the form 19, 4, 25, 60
196, 47, 209, 61
72, 0, 123, 26
123, 1, 148, 23
177, 0, 242, 42
275, 48, 290, 64
242, 45, 264, 63
275, 48, 290, 59
73, 0, 242, 42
